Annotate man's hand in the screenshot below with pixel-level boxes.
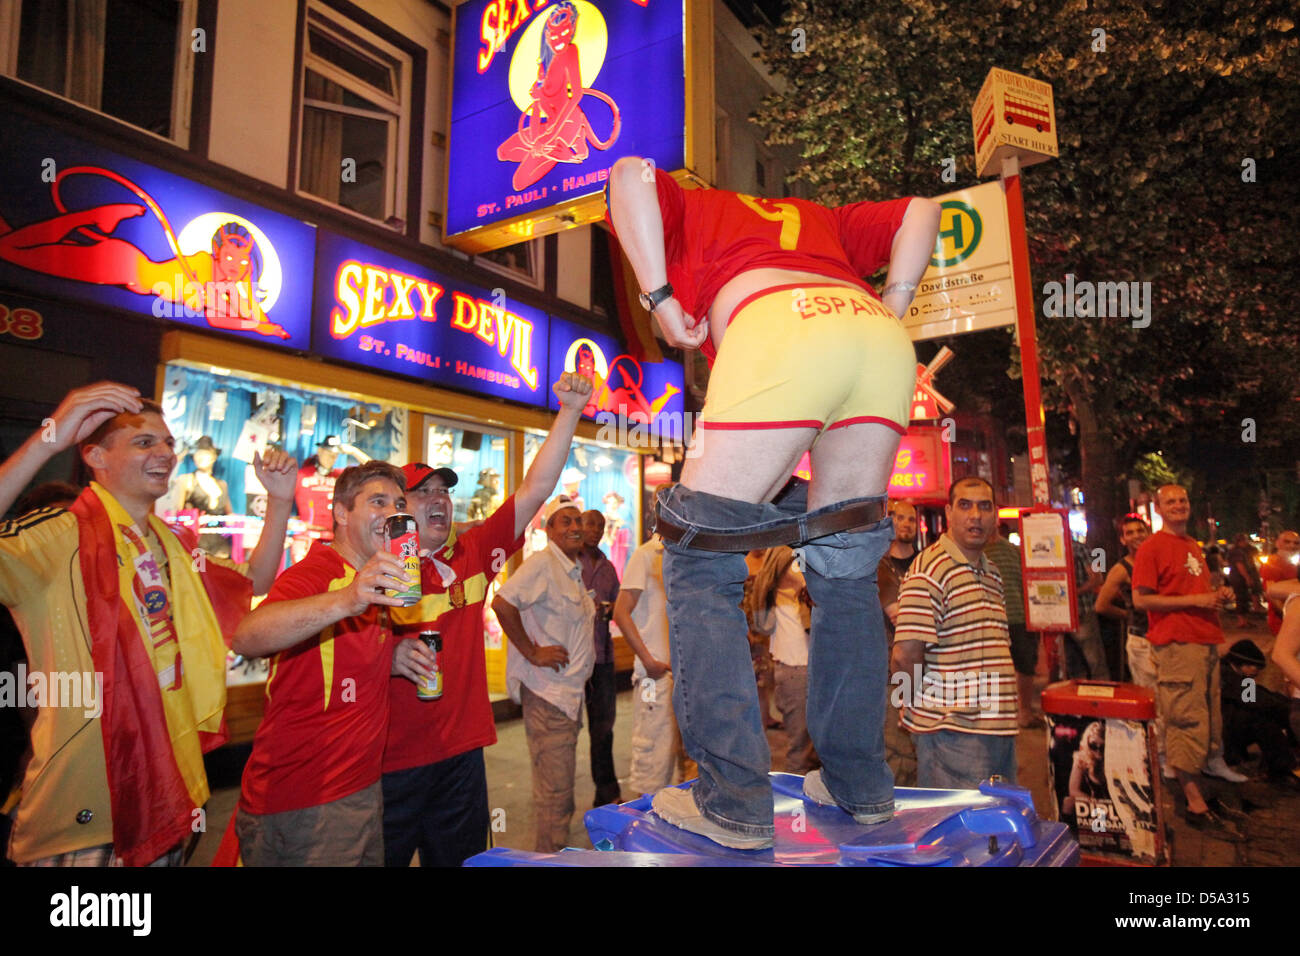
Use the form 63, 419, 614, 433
44, 382, 143, 452
553, 371, 594, 411
529, 644, 569, 672
392, 636, 437, 684
345, 551, 412, 614
1214, 586, 1235, 609
644, 658, 671, 680
650, 298, 708, 350
253, 449, 299, 502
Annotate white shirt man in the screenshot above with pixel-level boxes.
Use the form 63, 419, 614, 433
493, 495, 595, 851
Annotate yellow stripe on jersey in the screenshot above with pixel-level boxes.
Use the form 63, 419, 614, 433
391, 571, 490, 628
319, 568, 357, 711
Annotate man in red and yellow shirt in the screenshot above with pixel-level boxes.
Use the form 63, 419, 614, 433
233, 460, 411, 866
384, 372, 591, 867
1132, 484, 1248, 842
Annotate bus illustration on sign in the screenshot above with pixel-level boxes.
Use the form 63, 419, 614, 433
975, 101, 996, 153
1004, 95, 1052, 133
495, 1, 622, 191
0, 166, 291, 339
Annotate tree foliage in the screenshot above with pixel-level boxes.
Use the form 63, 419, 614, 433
753, 0, 1300, 541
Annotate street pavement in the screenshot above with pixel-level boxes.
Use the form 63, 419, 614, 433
190, 615, 1299, 866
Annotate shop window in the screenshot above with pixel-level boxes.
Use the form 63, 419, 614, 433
521, 433, 640, 577
159, 363, 406, 565
297, 4, 410, 224
423, 417, 509, 524
4, 0, 197, 143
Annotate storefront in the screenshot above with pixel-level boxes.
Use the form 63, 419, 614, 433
1, 110, 686, 743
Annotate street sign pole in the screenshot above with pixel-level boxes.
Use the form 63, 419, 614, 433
1000, 153, 1051, 507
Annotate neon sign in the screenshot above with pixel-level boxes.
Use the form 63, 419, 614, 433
447, 0, 686, 251
0, 114, 314, 349
311, 231, 548, 405
330, 259, 444, 337
449, 292, 539, 389
547, 315, 683, 435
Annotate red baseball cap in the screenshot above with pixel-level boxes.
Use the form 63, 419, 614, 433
402, 463, 459, 491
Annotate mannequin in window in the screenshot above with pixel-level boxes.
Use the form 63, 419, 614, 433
294, 434, 371, 537
173, 435, 232, 559
175, 436, 231, 515
468, 468, 501, 522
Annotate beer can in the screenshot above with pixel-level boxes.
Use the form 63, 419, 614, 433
384, 513, 422, 606
416, 631, 443, 700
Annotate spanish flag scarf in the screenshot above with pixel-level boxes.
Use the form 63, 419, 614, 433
71, 482, 229, 866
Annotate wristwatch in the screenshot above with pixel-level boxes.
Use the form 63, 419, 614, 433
638, 283, 674, 313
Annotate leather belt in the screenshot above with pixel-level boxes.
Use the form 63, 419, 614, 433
655, 500, 887, 553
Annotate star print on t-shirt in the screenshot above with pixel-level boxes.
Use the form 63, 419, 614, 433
1185, 552, 1203, 575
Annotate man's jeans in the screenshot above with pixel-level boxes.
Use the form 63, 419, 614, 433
658, 482, 895, 839
913, 730, 1017, 790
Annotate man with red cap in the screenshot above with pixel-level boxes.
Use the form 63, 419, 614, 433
384, 372, 592, 866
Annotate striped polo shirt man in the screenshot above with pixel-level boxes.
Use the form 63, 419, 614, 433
896, 533, 1018, 734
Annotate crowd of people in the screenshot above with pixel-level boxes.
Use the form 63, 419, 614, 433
3, 151, 1297, 866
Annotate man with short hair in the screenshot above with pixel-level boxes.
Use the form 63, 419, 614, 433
493, 495, 597, 852
232, 460, 412, 866
1096, 515, 1153, 687
884, 501, 920, 579
894, 476, 1018, 788
1260, 530, 1299, 635
1132, 484, 1248, 841
578, 509, 622, 807
381, 372, 590, 867
0, 382, 295, 866
878, 500, 920, 633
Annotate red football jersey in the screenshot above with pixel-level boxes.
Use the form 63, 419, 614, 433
295, 465, 340, 532
648, 172, 916, 329
238, 542, 395, 815
383, 499, 525, 772
1130, 531, 1224, 646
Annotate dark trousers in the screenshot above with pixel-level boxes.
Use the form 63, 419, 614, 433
585, 661, 621, 805
381, 748, 490, 867
1224, 703, 1297, 779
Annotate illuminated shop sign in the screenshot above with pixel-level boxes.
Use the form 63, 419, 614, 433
0, 113, 315, 349
311, 230, 548, 405
547, 314, 684, 438
888, 427, 951, 500
446, 0, 688, 252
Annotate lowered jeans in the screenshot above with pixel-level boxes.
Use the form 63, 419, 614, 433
658, 482, 896, 839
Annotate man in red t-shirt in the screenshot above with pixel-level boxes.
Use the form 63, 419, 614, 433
607, 158, 940, 849
383, 372, 592, 867
232, 460, 412, 866
1132, 484, 1248, 842
1260, 530, 1299, 635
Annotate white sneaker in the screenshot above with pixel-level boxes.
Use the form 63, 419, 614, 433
650, 786, 773, 850
1203, 756, 1249, 783
802, 770, 893, 825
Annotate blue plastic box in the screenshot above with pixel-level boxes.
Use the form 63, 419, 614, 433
465, 773, 1079, 867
